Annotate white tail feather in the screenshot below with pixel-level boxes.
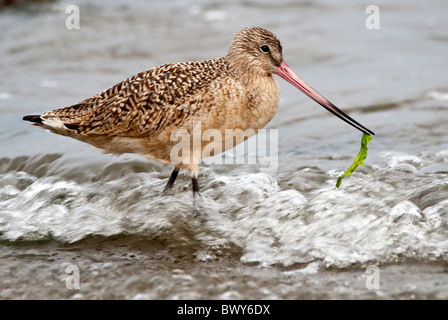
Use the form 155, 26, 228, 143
42, 117, 68, 131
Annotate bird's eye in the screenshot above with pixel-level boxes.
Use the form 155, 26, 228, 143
260, 45, 270, 53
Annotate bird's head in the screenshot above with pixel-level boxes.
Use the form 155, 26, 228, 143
227, 26, 283, 76
226, 26, 374, 136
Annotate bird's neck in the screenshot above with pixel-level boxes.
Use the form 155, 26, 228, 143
223, 55, 280, 130
224, 54, 270, 87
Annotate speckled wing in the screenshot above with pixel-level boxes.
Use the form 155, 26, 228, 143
42, 57, 228, 137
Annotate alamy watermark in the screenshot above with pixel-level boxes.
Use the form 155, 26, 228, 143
169, 121, 278, 174
365, 5, 380, 30
65, 5, 380, 31
364, 265, 380, 290
63, 264, 80, 290
65, 5, 80, 30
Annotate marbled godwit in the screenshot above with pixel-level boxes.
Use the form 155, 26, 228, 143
23, 27, 374, 202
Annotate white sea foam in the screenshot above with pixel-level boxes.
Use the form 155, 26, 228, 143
1, 151, 447, 268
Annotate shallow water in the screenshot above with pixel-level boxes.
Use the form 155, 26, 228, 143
1, 0, 448, 299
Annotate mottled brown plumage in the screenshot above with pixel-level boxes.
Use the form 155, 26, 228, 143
24, 26, 374, 202
51, 58, 229, 137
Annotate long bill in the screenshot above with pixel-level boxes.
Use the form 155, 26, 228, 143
276, 61, 375, 136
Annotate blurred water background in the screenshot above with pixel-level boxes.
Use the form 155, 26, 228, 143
1, 0, 448, 299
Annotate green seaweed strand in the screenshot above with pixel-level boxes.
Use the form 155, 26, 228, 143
336, 133, 373, 188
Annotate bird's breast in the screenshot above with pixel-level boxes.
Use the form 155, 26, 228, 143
201, 73, 280, 132
243, 74, 280, 130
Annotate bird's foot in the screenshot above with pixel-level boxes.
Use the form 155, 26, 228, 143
193, 192, 207, 218
161, 187, 172, 196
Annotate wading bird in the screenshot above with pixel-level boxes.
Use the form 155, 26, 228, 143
24, 27, 374, 203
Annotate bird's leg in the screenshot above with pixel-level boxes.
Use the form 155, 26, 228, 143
192, 173, 203, 216
192, 174, 200, 198
162, 167, 180, 195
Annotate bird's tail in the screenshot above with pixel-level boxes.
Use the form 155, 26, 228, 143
23, 114, 43, 124
23, 114, 77, 136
